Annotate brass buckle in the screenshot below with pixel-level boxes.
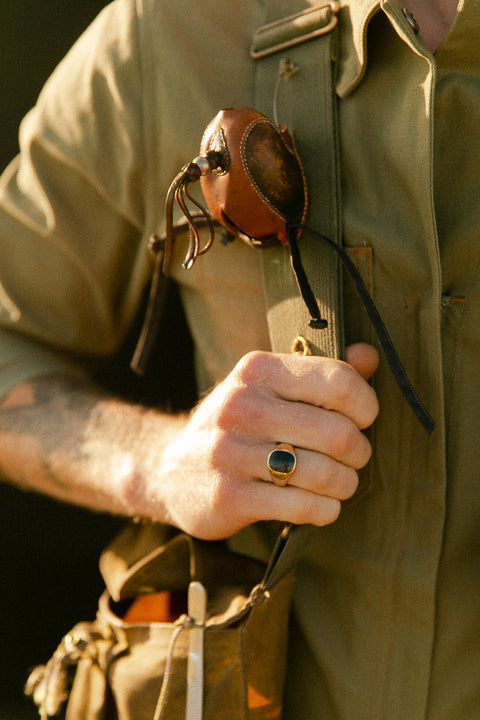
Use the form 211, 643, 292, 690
250, 2, 339, 60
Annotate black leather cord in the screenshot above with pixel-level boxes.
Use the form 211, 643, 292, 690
287, 221, 435, 435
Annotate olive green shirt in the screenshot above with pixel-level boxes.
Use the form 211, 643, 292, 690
0, 0, 479, 717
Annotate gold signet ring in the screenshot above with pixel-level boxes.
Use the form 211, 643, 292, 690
267, 443, 297, 486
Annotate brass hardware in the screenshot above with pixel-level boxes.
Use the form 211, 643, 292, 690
250, 2, 339, 60
291, 336, 312, 356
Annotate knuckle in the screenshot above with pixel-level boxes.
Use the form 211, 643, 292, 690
327, 417, 360, 459
218, 381, 270, 433
326, 363, 379, 429
369, 390, 380, 424
315, 461, 358, 500
234, 350, 272, 384
353, 433, 372, 469
218, 384, 249, 425
317, 497, 342, 525
340, 467, 359, 499
324, 419, 372, 470
359, 387, 380, 429
327, 363, 360, 405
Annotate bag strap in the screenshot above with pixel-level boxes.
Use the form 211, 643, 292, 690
254, 1, 343, 360
252, 1, 342, 588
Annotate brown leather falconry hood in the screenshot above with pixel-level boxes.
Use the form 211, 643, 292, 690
199, 107, 308, 248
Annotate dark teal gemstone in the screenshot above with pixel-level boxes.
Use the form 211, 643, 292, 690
268, 449, 296, 475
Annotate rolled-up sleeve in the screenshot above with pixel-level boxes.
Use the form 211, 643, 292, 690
0, 0, 151, 398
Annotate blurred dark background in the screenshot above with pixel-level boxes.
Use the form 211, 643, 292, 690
0, 2, 196, 717
1, 1, 110, 174
0, 5, 116, 717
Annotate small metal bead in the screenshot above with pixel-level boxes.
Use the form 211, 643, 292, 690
192, 156, 212, 176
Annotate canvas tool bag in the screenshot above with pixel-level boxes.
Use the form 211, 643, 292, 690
26, 4, 343, 720
26, 522, 301, 720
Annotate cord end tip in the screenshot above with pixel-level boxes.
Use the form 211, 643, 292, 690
309, 318, 328, 330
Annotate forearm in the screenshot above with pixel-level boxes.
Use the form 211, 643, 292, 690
0, 347, 379, 540
0, 374, 188, 519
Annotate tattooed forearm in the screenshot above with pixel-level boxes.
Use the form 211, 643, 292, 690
0, 374, 187, 517
0, 375, 101, 487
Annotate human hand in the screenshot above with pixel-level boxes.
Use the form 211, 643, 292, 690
147, 343, 379, 539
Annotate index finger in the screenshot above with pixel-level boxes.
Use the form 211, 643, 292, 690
237, 351, 379, 430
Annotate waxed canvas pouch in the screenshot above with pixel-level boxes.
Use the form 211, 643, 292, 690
26, 522, 296, 720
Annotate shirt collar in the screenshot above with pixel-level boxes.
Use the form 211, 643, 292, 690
335, 0, 381, 97
336, 0, 480, 96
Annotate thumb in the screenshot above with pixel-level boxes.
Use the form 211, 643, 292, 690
345, 343, 379, 380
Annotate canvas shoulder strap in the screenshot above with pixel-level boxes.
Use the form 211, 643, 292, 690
251, 2, 343, 587
252, 1, 344, 361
